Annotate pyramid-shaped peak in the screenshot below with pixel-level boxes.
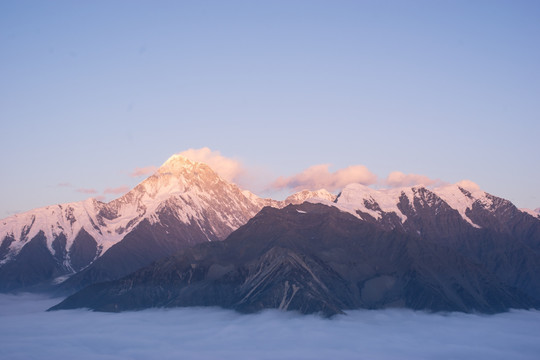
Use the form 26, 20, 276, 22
157, 154, 213, 175
123, 153, 227, 202
160, 154, 195, 168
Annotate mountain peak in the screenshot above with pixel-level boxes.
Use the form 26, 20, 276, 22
0, 152, 270, 289
137, 153, 223, 195
158, 154, 200, 174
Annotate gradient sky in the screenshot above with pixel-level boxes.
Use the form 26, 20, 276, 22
1, 0, 539, 217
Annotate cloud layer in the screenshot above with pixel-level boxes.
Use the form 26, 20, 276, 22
1, 294, 539, 360
272, 164, 377, 192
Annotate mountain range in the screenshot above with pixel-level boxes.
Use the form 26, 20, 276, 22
0, 155, 330, 293
2, 153, 540, 315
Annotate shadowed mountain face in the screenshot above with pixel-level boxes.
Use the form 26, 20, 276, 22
51, 203, 537, 316
340, 186, 540, 302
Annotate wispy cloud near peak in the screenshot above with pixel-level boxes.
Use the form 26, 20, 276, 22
104, 186, 130, 195
271, 164, 377, 192
130, 166, 158, 177
384, 171, 444, 188
179, 147, 244, 183
75, 188, 98, 194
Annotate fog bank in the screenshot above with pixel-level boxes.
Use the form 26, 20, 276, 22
1, 294, 539, 360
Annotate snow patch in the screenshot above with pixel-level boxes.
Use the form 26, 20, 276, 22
285, 189, 337, 205
432, 184, 489, 228
334, 183, 409, 222
520, 208, 540, 219
52, 274, 72, 285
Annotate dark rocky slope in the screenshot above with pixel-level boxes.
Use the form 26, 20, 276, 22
51, 203, 536, 316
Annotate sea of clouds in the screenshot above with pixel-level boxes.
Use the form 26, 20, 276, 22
1, 293, 539, 360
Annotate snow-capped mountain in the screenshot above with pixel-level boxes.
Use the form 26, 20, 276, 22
313, 182, 540, 302
308, 181, 540, 240
0, 155, 274, 291
0, 154, 341, 292
0, 156, 255, 264
2, 152, 540, 298
51, 182, 540, 315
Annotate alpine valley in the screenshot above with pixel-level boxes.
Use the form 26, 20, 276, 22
2, 154, 540, 316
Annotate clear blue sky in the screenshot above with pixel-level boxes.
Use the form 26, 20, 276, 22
1, 0, 539, 216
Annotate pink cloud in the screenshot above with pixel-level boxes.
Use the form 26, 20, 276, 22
57, 182, 72, 188
271, 164, 377, 192
76, 188, 98, 194
130, 166, 158, 177
179, 147, 244, 182
104, 186, 130, 195
384, 171, 444, 188
455, 179, 481, 191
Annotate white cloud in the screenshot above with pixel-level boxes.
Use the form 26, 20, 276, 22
127, 150, 481, 201
75, 188, 98, 194
456, 179, 481, 191
1, 294, 539, 360
385, 171, 443, 188
103, 186, 130, 195
179, 147, 245, 183
130, 166, 158, 177
272, 164, 377, 192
